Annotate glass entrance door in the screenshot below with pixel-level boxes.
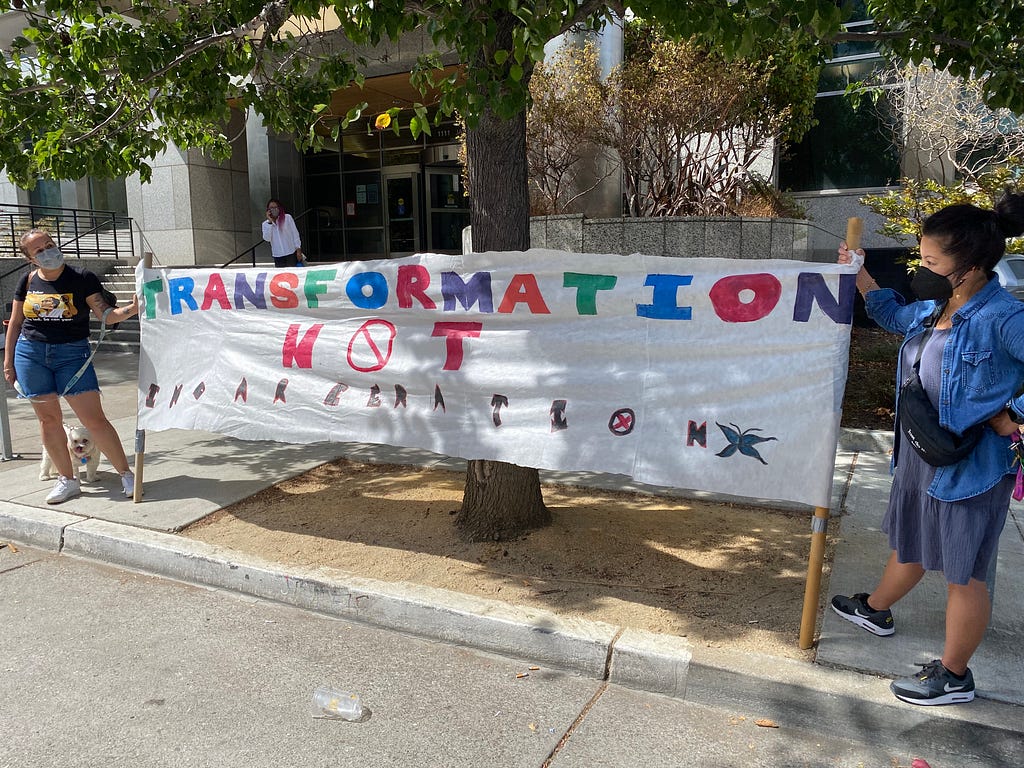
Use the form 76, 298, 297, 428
426, 169, 470, 253
384, 172, 420, 257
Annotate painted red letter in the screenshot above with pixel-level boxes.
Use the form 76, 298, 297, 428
709, 273, 781, 322
432, 322, 483, 370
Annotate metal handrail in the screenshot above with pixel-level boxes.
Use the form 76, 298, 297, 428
220, 207, 314, 268
1, 203, 134, 262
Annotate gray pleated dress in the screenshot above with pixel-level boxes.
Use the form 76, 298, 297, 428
884, 327, 1012, 585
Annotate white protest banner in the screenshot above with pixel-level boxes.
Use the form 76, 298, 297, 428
136, 249, 857, 507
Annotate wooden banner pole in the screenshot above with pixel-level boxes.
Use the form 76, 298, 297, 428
799, 505, 831, 648
798, 217, 862, 649
132, 251, 151, 503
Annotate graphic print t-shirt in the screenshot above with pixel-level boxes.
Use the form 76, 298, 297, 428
14, 266, 102, 344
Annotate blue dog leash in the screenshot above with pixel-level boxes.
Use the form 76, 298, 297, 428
60, 307, 116, 397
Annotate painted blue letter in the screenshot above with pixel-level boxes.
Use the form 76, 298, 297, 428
636, 274, 693, 320
793, 273, 855, 324
168, 276, 198, 315
347, 271, 389, 309
441, 272, 494, 313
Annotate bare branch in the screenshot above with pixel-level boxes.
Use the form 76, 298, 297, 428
866, 62, 1024, 186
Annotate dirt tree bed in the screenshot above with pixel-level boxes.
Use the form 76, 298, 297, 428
185, 459, 837, 661
184, 327, 889, 660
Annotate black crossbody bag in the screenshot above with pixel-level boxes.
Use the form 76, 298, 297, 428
897, 323, 984, 466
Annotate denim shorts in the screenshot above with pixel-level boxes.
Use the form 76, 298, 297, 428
13, 337, 99, 398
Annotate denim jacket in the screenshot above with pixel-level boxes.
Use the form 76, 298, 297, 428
865, 277, 1024, 501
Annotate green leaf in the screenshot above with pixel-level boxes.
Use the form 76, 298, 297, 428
0, 0, 1021, 190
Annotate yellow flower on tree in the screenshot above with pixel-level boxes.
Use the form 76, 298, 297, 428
374, 113, 392, 130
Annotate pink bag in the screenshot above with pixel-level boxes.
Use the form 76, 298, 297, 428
1011, 434, 1024, 501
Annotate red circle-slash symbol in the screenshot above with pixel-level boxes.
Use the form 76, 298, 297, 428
347, 319, 396, 373
608, 408, 636, 436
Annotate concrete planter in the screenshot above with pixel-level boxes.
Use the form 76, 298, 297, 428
481, 215, 817, 261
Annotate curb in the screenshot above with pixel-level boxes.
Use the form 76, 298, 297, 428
0, 503, 85, 550
0, 506, 691, 697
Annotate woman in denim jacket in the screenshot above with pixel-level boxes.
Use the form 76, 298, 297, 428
831, 193, 1024, 706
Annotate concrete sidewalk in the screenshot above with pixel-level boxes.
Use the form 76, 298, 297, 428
820, 448, 1024, 706
1, 351, 1022, 718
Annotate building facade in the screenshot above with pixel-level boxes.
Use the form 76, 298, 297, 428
0, 6, 970, 268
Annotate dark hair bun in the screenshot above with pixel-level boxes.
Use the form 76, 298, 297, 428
995, 191, 1024, 239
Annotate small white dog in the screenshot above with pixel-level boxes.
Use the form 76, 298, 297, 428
40, 424, 101, 483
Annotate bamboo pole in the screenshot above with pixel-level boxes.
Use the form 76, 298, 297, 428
798, 217, 862, 649
799, 505, 831, 648
132, 251, 151, 503
845, 216, 863, 254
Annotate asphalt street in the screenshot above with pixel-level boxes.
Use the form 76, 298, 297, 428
2, 544, 1021, 768
2, 352, 1023, 768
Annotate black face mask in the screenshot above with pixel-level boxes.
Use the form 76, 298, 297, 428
910, 267, 957, 301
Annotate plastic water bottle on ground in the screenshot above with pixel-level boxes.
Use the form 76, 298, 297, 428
311, 686, 363, 721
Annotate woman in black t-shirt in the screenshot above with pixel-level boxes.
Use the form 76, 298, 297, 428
3, 229, 140, 504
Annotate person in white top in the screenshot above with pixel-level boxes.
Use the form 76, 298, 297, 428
261, 199, 305, 268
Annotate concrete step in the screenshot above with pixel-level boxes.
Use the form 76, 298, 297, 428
97, 264, 139, 354
88, 320, 140, 354
90, 316, 138, 329
52, 231, 136, 261
104, 288, 136, 303
100, 266, 137, 305
91, 323, 138, 336
90, 318, 139, 345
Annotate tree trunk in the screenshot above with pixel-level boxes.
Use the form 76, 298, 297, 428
455, 104, 550, 542
458, 459, 551, 542
465, 107, 531, 252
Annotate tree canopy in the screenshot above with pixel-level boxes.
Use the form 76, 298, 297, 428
843, 0, 1024, 113
861, 161, 1024, 262
0, 1, 1021, 187
526, 41, 616, 215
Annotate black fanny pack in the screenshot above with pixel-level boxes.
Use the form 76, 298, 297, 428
898, 324, 983, 466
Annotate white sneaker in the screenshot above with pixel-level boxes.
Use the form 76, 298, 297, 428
46, 476, 81, 504
121, 470, 135, 498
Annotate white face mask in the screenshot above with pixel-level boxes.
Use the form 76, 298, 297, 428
34, 246, 65, 270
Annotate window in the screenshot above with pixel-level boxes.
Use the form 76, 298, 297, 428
779, 91, 900, 192
28, 179, 63, 214
302, 107, 464, 259
778, 9, 901, 192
